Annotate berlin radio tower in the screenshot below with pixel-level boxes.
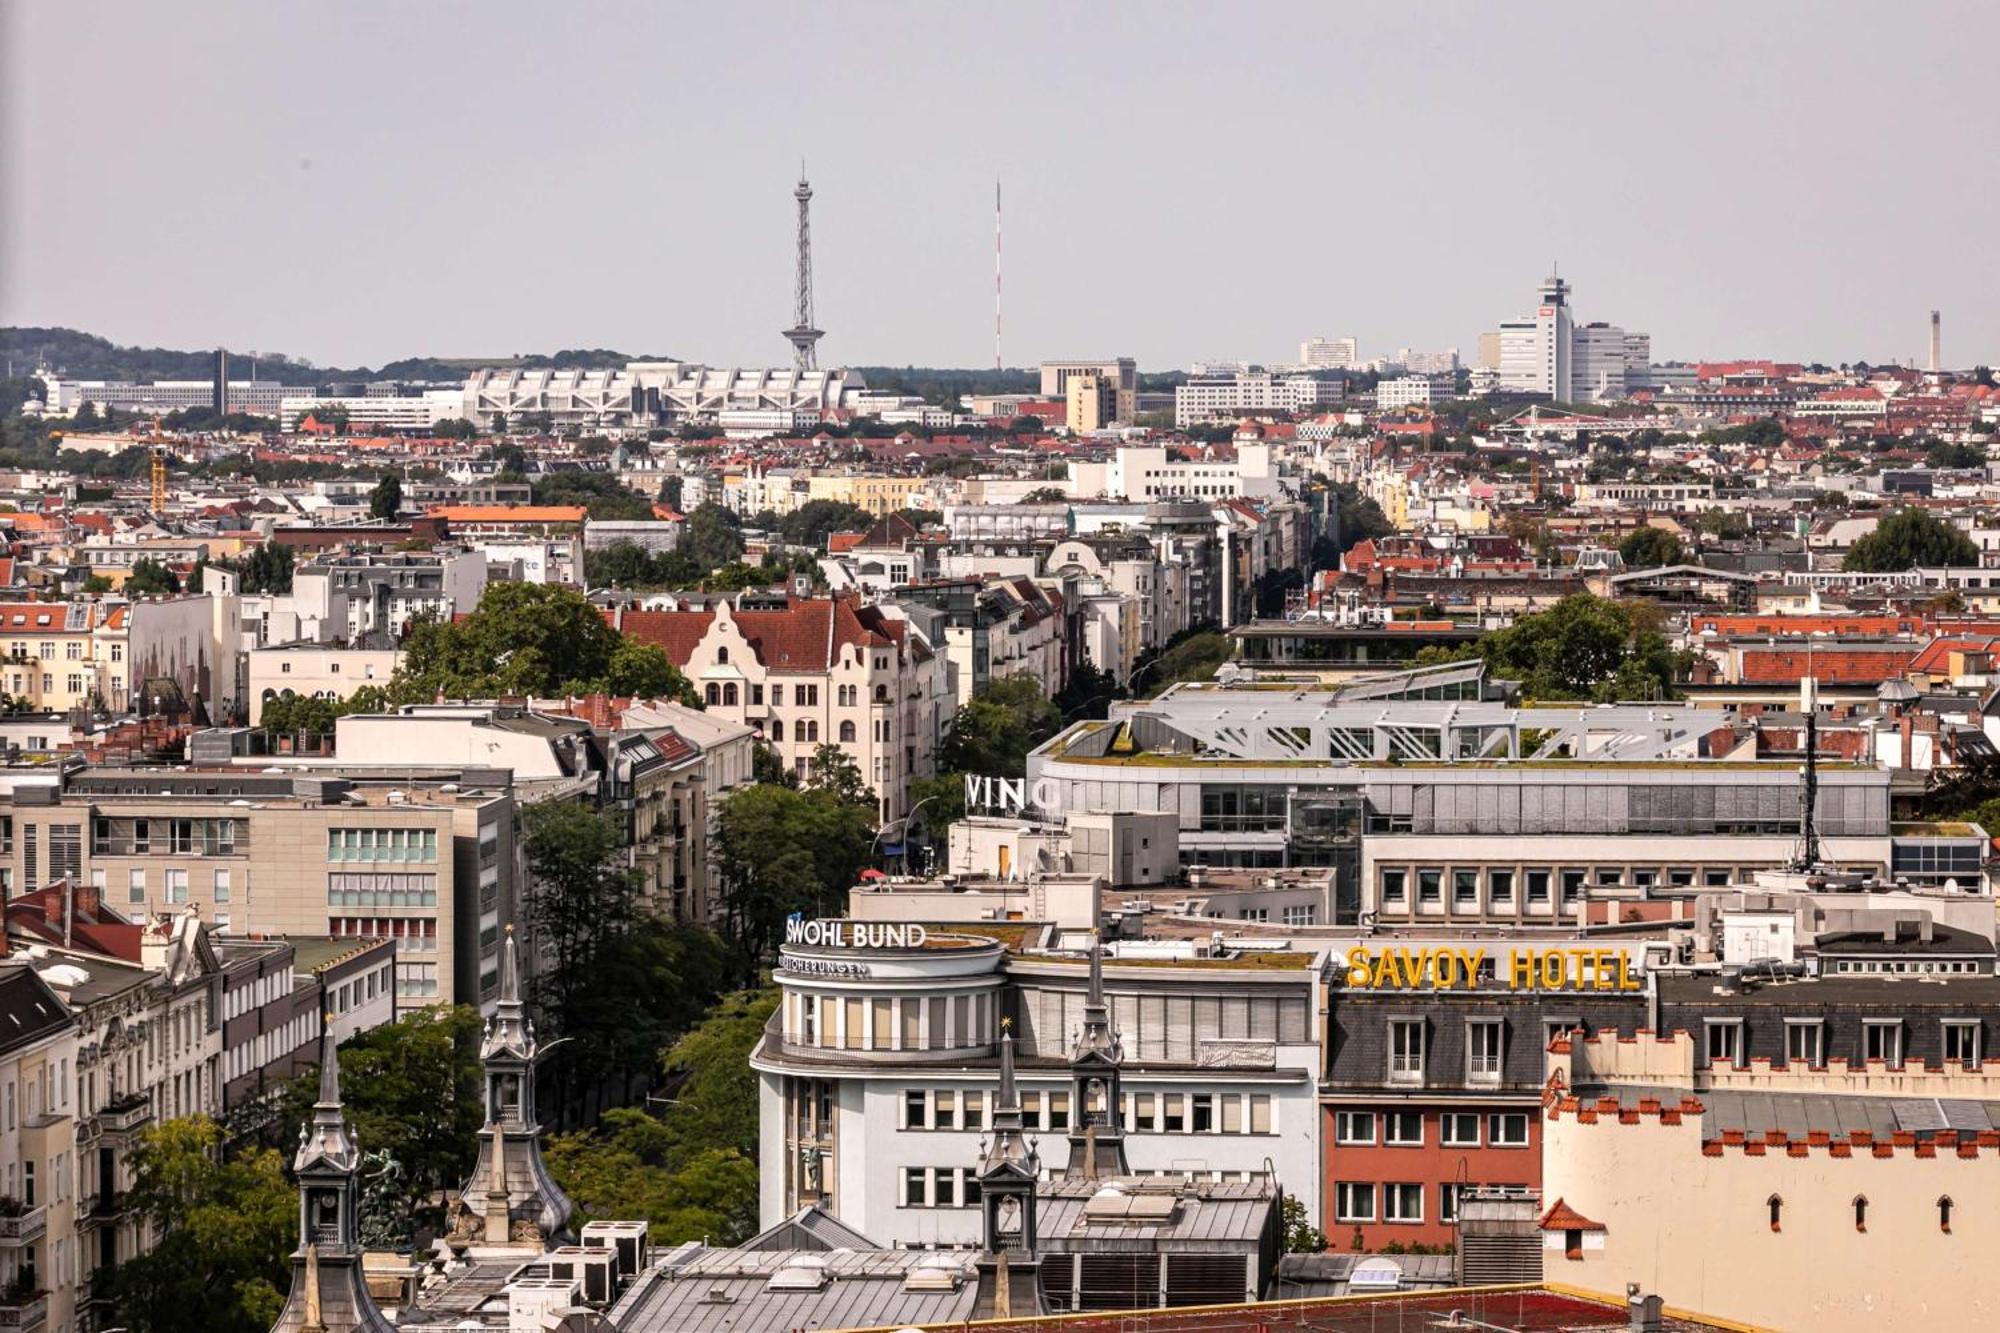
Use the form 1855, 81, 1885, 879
784, 166, 824, 372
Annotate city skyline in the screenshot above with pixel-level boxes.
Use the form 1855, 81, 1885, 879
4, 2, 1997, 373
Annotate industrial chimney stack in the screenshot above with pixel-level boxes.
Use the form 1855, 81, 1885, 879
1929, 310, 1942, 373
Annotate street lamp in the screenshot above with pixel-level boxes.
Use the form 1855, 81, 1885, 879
869, 795, 937, 874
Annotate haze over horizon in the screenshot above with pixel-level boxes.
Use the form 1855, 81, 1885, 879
4, 0, 1996, 373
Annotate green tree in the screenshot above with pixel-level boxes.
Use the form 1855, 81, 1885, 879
1282, 1193, 1329, 1253
1330, 481, 1393, 554
714, 783, 874, 965
658, 988, 779, 1162
81, 573, 114, 593
604, 639, 702, 706
105, 1116, 295, 1333
1474, 592, 1677, 701
259, 685, 389, 735
1021, 485, 1069, 504
122, 558, 182, 597
1134, 630, 1233, 696
545, 1109, 760, 1246
1926, 439, 1987, 470
936, 675, 1063, 778
805, 741, 876, 809
368, 471, 403, 520
270, 1007, 485, 1224
682, 502, 745, 570
533, 470, 655, 521
1617, 526, 1684, 568
1843, 508, 1980, 572
779, 499, 873, 548
523, 801, 636, 1047
391, 583, 622, 698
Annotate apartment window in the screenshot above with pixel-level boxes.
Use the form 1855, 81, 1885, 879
1785, 1020, 1825, 1069
931, 1168, 957, 1207
1560, 869, 1586, 903
1853, 1196, 1868, 1233
1467, 1020, 1504, 1084
1864, 1020, 1904, 1069
1441, 1182, 1468, 1225
1525, 869, 1551, 904
1417, 869, 1442, 904
1704, 1019, 1744, 1069
1132, 1092, 1156, 1131
1388, 1019, 1426, 1084
1191, 1094, 1213, 1133
1379, 869, 1407, 906
213, 869, 231, 904
1335, 1111, 1376, 1145
128, 868, 146, 904
1488, 1114, 1530, 1147
1768, 1194, 1783, 1232
1162, 1094, 1185, 1133
1939, 1195, 1954, 1234
1441, 1112, 1480, 1146
1250, 1094, 1272, 1134
798, 684, 819, 706
133, 819, 150, 852
1385, 1111, 1423, 1146
933, 1090, 956, 1130
902, 1167, 925, 1207
903, 1090, 926, 1128
1383, 1183, 1424, 1224
1488, 869, 1515, 905
1452, 869, 1478, 908
165, 868, 189, 904
1021, 1092, 1041, 1130
1047, 1091, 1070, 1131
1944, 1020, 1982, 1068
1334, 1182, 1375, 1223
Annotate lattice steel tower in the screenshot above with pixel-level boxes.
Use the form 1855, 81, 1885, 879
783, 170, 824, 371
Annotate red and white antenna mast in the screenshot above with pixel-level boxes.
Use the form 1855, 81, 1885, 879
994, 180, 1003, 371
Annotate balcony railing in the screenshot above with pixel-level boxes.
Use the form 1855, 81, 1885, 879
98, 1094, 153, 1134
0, 1204, 47, 1246
0, 1291, 49, 1330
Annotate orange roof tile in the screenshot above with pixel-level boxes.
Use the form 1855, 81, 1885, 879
1539, 1198, 1606, 1232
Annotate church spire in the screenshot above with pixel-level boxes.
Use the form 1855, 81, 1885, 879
977, 1021, 1039, 1259
269, 1018, 394, 1333
1065, 940, 1128, 1180
448, 924, 573, 1247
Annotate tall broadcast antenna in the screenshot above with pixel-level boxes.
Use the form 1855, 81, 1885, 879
994, 180, 1003, 371
784, 166, 824, 372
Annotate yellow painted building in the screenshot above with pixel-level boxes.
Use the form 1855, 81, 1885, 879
805, 474, 932, 516
0, 602, 128, 710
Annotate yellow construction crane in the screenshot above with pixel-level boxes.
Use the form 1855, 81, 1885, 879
148, 415, 168, 515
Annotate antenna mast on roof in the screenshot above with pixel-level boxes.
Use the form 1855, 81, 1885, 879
994, 180, 1003, 372
1793, 674, 1821, 871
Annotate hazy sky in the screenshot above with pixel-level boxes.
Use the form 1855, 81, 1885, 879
4, 1, 1996, 373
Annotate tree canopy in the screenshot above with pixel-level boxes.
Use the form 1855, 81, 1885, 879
780, 499, 873, 548
123, 558, 181, 597
104, 1116, 295, 1333
1617, 526, 1684, 568
389, 583, 698, 706
1842, 508, 1979, 572
368, 471, 403, 520
533, 469, 655, 521
1423, 592, 1680, 701
714, 781, 875, 965
682, 502, 745, 569
936, 674, 1063, 778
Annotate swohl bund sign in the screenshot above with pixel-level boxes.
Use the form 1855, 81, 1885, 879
785, 918, 929, 949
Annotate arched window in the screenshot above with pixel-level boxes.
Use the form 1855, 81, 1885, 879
1939, 1196, 1953, 1234
723, 683, 739, 707
838, 684, 854, 707
704, 683, 720, 706
1853, 1196, 1868, 1233
874, 684, 889, 702
717, 646, 729, 664
805, 720, 819, 742
771, 719, 784, 742
838, 720, 856, 743
1767, 1195, 1782, 1232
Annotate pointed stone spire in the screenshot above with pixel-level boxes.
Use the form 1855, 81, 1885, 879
1073, 940, 1120, 1062
484, 1122, 512, 1245
296, 1014, 358, 1178
980, 1021, 1030, 1176
1065, 939, 1128, 1180
481, 925, 531, 1064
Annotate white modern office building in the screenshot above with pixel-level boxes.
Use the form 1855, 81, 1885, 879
460, 361, 867, 432
751, 921, 1327, 1244
1494, 273, 1650, 402
1174, 371, 1343, 427
1297, 337, 1359, 370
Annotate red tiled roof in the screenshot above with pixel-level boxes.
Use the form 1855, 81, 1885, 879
1738, 646, 1917, 684
1539, 1198, 1606, 1232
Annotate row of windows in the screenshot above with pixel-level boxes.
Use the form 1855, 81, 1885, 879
1773, 1194, 1958, 1234
900, 1088, 1276, 1135
1379, 864, 1742, 911
330, 916, 438, 952
1334, 1110, 1531, 1148
1385, 1017, 1551, 1086
1335, 1181, 1534, 1225
93, 816, 241, 856
326, 872, 439, 907
103, 865, 235, 905
787, 990, 995, 1052
327, 827, 439, 863
1703, 1017, 1982, 1070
